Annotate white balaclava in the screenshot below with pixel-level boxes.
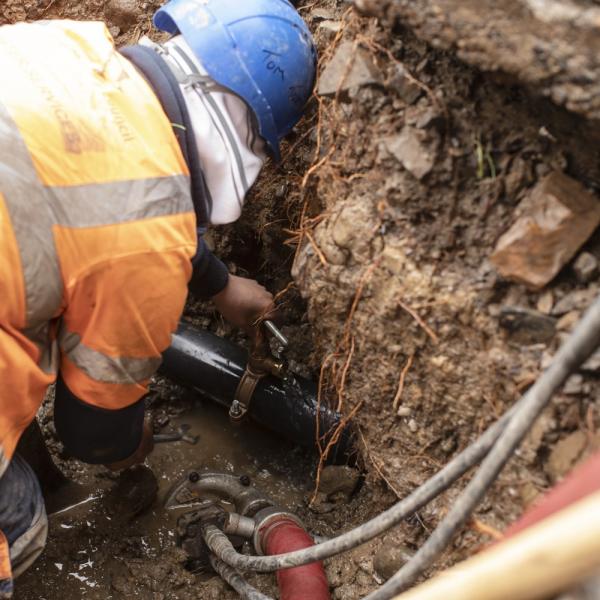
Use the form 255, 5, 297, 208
142, 35, 267, 225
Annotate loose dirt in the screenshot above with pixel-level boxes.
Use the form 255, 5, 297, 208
3, 0, 599, 598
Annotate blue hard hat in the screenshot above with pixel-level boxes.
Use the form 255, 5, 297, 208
154, 0, 317, 161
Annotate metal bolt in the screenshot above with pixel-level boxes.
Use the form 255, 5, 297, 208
189, 471, 200, 483
239, 475, 251, 487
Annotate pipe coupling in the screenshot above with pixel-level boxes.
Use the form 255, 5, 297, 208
252, 506, 307, 556
223, 512, 257, 539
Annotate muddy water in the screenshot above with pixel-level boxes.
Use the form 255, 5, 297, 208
16, 400, 316, 599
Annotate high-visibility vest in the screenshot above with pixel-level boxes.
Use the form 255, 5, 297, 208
0, 20, 198, 476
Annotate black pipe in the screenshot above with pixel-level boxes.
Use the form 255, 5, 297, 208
160, 322, 355, 463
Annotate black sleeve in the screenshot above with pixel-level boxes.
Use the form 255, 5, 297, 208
189, 237, 230, 299
54, 376, 145, 465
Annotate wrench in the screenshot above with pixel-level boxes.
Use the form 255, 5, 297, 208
153, 424, 199, 445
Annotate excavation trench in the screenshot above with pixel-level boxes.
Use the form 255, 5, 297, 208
4, 0, 600, 598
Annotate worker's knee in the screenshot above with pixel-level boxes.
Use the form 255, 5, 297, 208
0, 455, 47, 596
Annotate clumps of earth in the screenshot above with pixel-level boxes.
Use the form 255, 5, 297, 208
3, 0, 599, 599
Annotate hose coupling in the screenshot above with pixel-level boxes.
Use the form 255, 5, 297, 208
252, 506, 307, 556
222, 512, 257, 539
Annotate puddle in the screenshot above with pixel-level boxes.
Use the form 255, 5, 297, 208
16, 399, 317, 600
151, 399, 316, 508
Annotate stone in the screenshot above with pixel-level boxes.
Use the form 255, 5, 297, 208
312, 7, 336, 20
353, 0, 384, 17
498, 306, 556, 345
520, 481, 541, 507
384, 127, 436, 180
318, 21, 342, 38
545, 431, 587, 482
536, 290, 554, 314
408, 419, 418, 433
556, 310, 580, 331
521, 412, 555, 464
572, 251, 598, 283
387, 65, 422, 105
582, 348, 600, 372
318, 41, 382, 96
552, 287, 599, 315
440, 435, 458, 455
490, 172, 600, 289
540, 350, 554, 370
504, 158, 531, 201
105, 0, 139, 30
373, 543, 414, 581
405, 104, 443, 130
563, 374, 584, 395
318, 465, 360, 499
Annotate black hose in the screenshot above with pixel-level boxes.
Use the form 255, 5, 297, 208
161, 322, 355, 463
365, 295, 600, 600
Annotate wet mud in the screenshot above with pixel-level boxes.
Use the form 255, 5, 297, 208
16, 399, 317, 599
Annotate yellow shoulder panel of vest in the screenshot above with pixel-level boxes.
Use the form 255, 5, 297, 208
0, 21, 189, 187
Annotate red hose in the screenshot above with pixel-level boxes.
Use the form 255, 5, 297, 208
261, 518, 331, 600
503, 450, 600, 539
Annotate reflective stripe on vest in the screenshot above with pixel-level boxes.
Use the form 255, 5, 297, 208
58, 328, 162, 385
0, 449, 8, 480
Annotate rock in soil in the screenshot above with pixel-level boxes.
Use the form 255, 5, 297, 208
536, 290, 554, 315
383, 126, 437, 180
582, 348, 600, 372
490, 172, 600, 289
104, 0, 139, 30
387, 64, 422, 105
312, 7, 336, 20
498, 306, 556, 345
318, 20, 342, 38
319, 465, 361, 500
373, 543, 414, 581
563, 374, 584, 395
318, 40, 382, 96
545, 431, 587, 482
572, 251, 599, 283
556, 310, 580, 332
552, 287, 599, 315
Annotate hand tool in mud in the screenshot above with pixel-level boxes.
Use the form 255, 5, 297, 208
229, 319, 289, 425
153, 424, 199, 445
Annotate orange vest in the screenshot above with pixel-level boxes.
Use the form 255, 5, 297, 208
0, 20, 198, 474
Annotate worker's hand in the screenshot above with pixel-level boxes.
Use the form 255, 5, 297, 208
213, 275, 276, 337
104, 420, 154, 472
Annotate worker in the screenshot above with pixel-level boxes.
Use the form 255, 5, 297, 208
0, 0, 316, 595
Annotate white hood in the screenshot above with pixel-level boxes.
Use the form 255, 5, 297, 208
142, 35, 267, 225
